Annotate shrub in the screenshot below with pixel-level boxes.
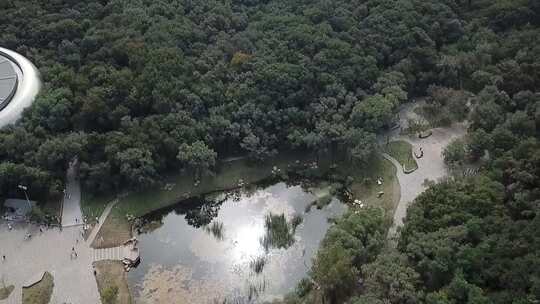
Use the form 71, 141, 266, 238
443, 138, 467, 166
101, 285, 118, 304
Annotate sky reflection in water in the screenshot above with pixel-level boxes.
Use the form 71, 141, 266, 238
129, 182, 347, 303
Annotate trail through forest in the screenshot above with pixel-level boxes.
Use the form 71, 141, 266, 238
384, 106, 467, 240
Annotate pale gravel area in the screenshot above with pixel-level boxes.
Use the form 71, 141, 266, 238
385, 123, 467, 239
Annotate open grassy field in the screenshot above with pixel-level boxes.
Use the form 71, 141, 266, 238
22, 272, 54, 304
385, 140, 418, 172
94, 261, 132, 304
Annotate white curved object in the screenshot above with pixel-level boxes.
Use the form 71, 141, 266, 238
0, 47, 41, 128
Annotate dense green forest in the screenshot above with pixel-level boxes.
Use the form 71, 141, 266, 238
1, 0, 540, 303
0, 0, 477, 197
279, 1, 539, 303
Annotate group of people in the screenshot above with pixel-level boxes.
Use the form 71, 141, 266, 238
63, 188, 71, 200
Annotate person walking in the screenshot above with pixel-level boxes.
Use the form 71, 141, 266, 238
2, 255, 5, 261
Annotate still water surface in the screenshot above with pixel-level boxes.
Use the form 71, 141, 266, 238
129, 182, 346, 303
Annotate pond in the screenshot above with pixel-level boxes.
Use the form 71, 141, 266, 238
128, 181, 347, 303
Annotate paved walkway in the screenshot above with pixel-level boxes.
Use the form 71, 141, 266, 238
385, 123, 466, 239
0, 163, 109, 304
61, 161, 83, 227
0, 223, 100, 304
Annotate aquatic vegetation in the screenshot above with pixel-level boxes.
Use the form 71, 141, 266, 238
249, 256, 266, 274
247, 281, 266, 302
133, 183, 347, 302
291, 214, 303, 232
205, 221, 225, 240
261, 213, 295, 250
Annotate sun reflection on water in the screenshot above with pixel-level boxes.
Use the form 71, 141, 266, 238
230, 223, 266, 264
131, 182, 348, 303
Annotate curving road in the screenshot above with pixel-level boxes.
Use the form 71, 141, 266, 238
0, 47, 41, 128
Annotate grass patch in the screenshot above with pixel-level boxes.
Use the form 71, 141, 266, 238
22, 272, 54, 304
336, 154, 399, 217
114, 153, 304, 217
94, 261, 132, 304
0, 284, 14, 300
385, 141, 418, 172
91, 211, 131, 249
81, 192, 113, 225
